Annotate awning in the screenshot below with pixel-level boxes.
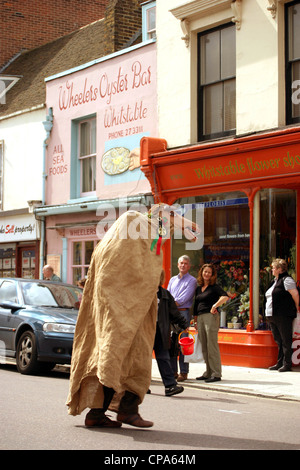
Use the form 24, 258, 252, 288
34, 195, 153, 217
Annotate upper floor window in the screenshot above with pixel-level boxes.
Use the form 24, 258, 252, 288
0, 75, 21, 105
79, 118, 96, 195
198, 24, 236, 141
142, 1, 156, 41
286, 1, 300, 124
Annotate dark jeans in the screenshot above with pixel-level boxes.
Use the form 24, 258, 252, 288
154, 325, 177, 388
268, 315, 294, 368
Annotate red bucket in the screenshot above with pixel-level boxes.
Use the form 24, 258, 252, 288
178, 331, 195, 355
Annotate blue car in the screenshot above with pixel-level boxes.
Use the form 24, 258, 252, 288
0, 278, 82, 374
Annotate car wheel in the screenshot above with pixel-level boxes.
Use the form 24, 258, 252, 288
16, 330, 40, 375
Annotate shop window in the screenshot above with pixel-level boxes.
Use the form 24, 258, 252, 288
142, 1, 156, 41
71, 239, 97, 285
198, 24, 236, 141
286, 1, 300, 124
172, 192, 249, 327
172, 192, 249, 276
0, 247, 16, 278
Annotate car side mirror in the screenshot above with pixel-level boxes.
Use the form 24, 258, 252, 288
0, 301, 24, 312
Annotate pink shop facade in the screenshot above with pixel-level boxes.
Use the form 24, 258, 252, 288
37, 41, 157, 284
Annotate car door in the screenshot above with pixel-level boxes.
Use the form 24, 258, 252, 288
0, 280, 19, 354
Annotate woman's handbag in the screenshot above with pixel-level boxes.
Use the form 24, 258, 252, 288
184, 333, 204, 363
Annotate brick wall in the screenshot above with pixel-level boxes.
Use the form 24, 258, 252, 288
103, 0, 143, 55
0, 0, 110, 69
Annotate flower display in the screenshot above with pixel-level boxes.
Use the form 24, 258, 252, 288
217, 260, 249, 327
237, 289, 250, 327
217, 260, 248, 296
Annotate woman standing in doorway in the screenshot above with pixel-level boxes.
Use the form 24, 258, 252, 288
265, 258, 299, 372
193, 264, 229, 382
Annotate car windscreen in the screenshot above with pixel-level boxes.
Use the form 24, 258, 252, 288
21, 282, 83, 308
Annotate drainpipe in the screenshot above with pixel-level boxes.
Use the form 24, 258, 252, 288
39, 107, 53, 279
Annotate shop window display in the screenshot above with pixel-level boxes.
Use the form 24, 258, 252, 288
71, 240, 97, 285
172, 192, 250, 327
172, 188, 297, 329
0, 247, 16, 278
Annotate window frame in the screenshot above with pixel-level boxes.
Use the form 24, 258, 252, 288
70, 114, 96, 200
70, 239, 97, 285
197, 23, 236, 141
78, 118, 96, 196
142, 1, 156, 41
285, 0, 300, 125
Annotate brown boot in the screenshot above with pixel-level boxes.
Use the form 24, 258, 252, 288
117, 390, 154, 428
117, 413, 153, 428
177, 373, 188, 382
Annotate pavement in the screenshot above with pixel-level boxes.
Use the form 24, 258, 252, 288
2, 355, 300, 402
151, 359, 300, 402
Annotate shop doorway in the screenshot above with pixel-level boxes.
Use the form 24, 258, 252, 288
260, 189, 296, 269
259, 188, 296, 309
15, 245, 38, 279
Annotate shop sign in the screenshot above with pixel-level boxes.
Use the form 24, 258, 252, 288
0, 215, 38, 242
157, 141, 300, 192
46, 43, 157, 202
66, 226, 97, 239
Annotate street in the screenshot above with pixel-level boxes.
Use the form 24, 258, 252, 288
1, 363, 300, 452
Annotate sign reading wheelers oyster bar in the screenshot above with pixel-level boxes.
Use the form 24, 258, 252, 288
0, 214, 38, 242
45, 42, 157, 203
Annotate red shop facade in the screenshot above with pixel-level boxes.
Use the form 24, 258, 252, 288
140, 127, 300, 368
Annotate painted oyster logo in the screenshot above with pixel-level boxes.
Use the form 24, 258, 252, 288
101, 147, 131, 175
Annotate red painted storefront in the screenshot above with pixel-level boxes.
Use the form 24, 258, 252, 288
140, 127, 300, 368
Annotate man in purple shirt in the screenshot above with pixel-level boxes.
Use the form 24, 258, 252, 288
167, 255, 197, 381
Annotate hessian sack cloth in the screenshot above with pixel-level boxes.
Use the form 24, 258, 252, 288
66, 210, 163, 416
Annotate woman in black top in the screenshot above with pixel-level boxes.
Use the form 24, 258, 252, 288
193, 264, 228, 382
265, 258, 299, 371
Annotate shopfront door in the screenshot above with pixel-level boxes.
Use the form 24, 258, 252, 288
17, 246, 38, 279
259, 188, 297, 309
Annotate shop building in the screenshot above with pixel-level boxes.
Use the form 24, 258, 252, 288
0, 0, 147, 279
139, 0, 300, 367
37, 38, 157, 284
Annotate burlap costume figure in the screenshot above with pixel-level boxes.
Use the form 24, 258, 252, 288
66, 205, 199, 428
